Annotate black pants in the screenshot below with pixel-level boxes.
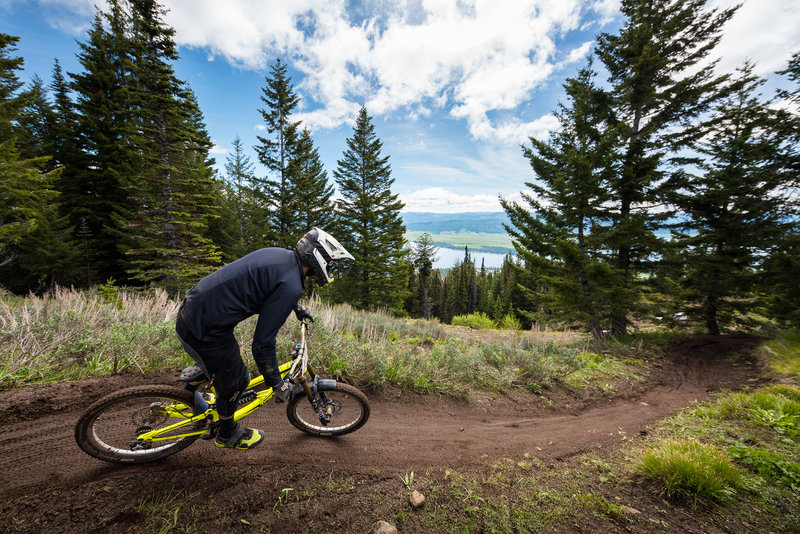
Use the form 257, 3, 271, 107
175, 314, 249, 418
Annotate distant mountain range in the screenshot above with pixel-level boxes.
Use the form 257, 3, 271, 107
401, 212, 510, 234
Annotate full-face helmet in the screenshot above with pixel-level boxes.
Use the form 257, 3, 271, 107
296, 228, 354, 286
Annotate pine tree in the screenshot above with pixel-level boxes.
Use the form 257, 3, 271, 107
289, 128, 335, 236
745, 56, 800, 330
221, 135, 263, 260
439, 249, 475, 322
502, 65, 619, 337
123, 0, 221, 292
428, 268, 444, 320
465, 248, 477, 314
409, 233, 437, 319
595, 0, 737, 334
14, 190, 78, 291
0, 139, 70, 290
762, 52, 800, 327
672, 64, 797, 334
487, 256, 528, 326
777, 51, 800, 111
475, 258, 488, 314
404, 265, 419, 317
75, 216, 97, 286
0, 34, 26, 142
333, 106, 408, 311
0, 35, 71, 290
70, 2, 138, 281
49, 60, 77, 169
49, 59, 87, 271
15, 75, 55, 161
255, 59, 301, 247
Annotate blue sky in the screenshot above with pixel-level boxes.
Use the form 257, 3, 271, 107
2, 0, 799, 213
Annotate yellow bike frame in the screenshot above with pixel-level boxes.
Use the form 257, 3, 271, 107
135, 321, 315, 444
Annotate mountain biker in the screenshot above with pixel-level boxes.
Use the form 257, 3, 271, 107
175, 228, 354, 450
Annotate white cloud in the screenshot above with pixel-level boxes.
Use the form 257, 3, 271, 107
711, 0, 800, 75
34, 0, 799, 146
159, 0, 588, 141
29, 0, 590, 142
209, 143, 229, 156
401, 187, 516, 213
589, 0, 619, 25
468, 113, 559, 144
559, 40, 594, 68
21, 0, 105, 34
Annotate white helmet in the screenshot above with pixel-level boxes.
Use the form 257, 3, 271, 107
296, 228, 354, 286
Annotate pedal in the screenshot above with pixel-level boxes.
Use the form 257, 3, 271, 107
201, 423, 219, 440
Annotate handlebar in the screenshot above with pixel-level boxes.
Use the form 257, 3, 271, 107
294, 304, 314, 323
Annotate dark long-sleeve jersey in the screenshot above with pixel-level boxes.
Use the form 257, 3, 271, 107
179, 248, 305, 375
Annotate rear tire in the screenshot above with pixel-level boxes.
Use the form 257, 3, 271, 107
286, 382, 370, 437
75, 385, 202, 463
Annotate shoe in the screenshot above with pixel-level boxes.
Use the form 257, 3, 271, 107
213, 424, 264, 450
273, 380, 299, 403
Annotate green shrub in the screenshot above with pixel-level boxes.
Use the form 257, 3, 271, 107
639, 439, 744, 506
728, 445, 800, 492
97, 277, 123, 309
707, 386, 800, 425
452, 312, 496, 330
499, 313, 522, 331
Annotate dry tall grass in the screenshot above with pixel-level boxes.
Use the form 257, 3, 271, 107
1, 288, 601, 394
0, 286, 184, 387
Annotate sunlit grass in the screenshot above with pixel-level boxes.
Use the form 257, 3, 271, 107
638, 383, 799, 526
638, 439, 745, 506
760, 331, 800, 377
701, 385, 800, 434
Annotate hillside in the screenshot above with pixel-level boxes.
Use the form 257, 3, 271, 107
402, 212, 514, 254
402, 211, 510, 234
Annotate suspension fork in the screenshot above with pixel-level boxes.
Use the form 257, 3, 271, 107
295, 361, 319, 400
297, 363, 332, 425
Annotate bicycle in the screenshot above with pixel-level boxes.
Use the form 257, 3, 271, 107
75, 318, 370, 463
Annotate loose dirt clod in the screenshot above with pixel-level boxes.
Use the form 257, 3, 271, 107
409, 489, 425, 508
372, 520, 398, 534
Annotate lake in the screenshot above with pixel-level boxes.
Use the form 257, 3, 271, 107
432, 246, 511, 269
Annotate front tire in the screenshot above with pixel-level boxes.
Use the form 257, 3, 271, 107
286, 382, 370, 437
75, 385, 202, 463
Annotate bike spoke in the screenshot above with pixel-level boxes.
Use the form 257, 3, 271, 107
88, 394, 199, 456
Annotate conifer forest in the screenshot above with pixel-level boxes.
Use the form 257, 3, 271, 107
1, 0, 798, 336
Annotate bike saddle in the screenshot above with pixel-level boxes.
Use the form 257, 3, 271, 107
179, 365, 207, 383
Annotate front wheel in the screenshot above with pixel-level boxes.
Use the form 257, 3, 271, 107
286, 382, 370, 437
75, 385, 202, 463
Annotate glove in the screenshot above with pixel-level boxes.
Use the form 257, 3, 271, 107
273, 380, 297, 403
294, 304, 314, 322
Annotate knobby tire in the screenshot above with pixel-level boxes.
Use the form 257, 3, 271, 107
286, 382, 370, 436
75, 385, 201, 464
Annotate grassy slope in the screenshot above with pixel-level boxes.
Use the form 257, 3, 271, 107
2, 288, 798, 532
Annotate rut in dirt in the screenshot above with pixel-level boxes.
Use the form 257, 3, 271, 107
0, 334, 763, 500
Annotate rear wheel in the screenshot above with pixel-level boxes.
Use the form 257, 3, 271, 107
75, 385, 203, 463
286, 382, 370, 437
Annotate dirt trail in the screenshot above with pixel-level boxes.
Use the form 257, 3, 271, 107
0, 334, 764, 532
